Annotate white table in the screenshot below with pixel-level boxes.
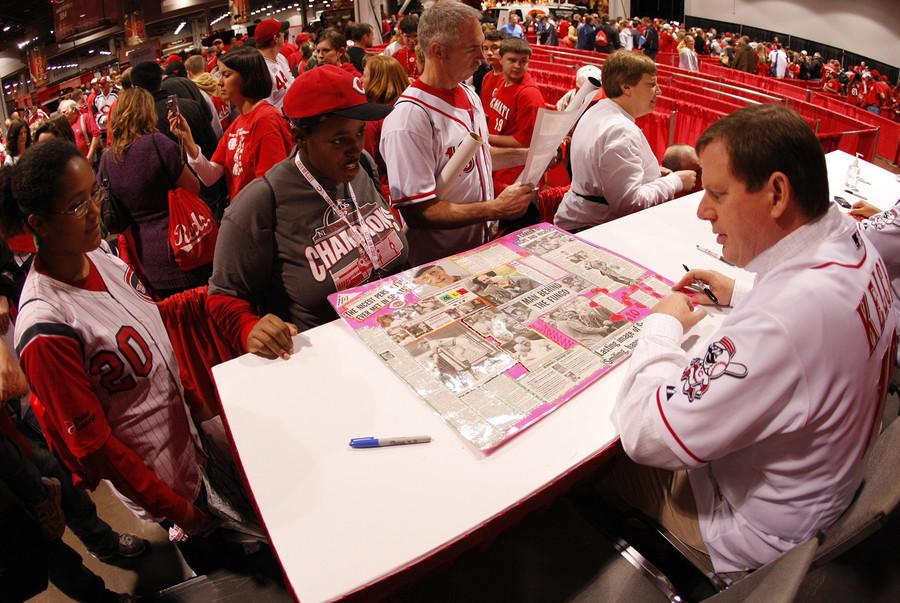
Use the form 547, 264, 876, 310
211, 152, 896, 602
825, 150, 900, 210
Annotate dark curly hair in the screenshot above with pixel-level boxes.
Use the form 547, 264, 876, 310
0, 139, 83, 236
5, 119, 30, 157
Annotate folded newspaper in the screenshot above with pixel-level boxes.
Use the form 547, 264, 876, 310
328, 224, 671, 453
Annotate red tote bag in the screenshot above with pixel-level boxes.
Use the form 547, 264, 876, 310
151, 134, 219, 271
168, 187, 218, 271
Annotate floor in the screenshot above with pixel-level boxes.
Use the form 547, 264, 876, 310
27, 481, 195, 602
28, 472, 897, 602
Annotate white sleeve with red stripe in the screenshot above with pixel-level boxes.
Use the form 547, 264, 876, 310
380, 102, 438, 207
613, 311, 807, 469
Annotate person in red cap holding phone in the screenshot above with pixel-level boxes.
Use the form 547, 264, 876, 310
206, 65, 409, 359
254, 18, 294, 112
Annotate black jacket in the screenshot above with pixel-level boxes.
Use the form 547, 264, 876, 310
643, 27, 659, 51
150, 89, 218, 160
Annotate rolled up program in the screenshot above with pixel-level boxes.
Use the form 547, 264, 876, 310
436, 132, 483, 197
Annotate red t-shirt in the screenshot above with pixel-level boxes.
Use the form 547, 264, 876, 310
485, 73, 545, 189
340, 61, 362, 78
206, 56, 218, 73
211, 101, 293, 202
391, 46, 420, 79
364, 118, 390, 201
479, 70, 503, 112
72, 111, 101, 158
280, 42, 298, 62
660, 33, 676, 53
288, 50, 303, 73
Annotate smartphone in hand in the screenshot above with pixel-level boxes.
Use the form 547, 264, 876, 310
166, 94, 179, 117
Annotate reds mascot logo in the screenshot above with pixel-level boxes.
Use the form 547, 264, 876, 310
681, 336, 748, 402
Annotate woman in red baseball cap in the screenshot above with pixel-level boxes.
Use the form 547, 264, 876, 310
206, 65, 410, 359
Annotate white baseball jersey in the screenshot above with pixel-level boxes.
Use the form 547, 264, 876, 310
859, 202, 900, 360
380, 80, 494, 266
93, 91, 118, 131
555, 99, 682, 231
613, 206, 896, 572
14, 247, 203, 520
265, 54, 294, 112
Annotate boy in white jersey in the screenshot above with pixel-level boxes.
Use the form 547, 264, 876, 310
609, 104, 896, 573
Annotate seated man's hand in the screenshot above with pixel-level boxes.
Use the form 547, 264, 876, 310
675, 170, 697, 191
673, 268, 735, 306
653, 292, 707, 332
490, 183, 534, 220
246, 314, 298, 360
849, 200, 880, 219
659, 166, 672, 176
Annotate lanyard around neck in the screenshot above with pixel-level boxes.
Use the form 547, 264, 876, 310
293, 154, 382, 270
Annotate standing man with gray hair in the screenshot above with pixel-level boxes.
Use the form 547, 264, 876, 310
380, 0, 533, 266
58, 99, 101, 164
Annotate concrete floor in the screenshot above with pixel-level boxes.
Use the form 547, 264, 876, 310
27, 481, 194, 602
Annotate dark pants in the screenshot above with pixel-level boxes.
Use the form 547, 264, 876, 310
0, 488, 118, 603
14, 401, 119, 557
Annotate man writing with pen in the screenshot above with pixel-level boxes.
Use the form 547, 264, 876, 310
600, 104, 896, 575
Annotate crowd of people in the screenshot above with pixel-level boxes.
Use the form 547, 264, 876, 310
0, 1, 897, 599
497, 10, 899, 119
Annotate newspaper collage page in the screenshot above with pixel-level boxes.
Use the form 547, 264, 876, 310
328, 224, 671, 453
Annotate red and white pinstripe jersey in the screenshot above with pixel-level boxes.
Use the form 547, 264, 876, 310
381, 79, 494, 265
14, 248, 203, 519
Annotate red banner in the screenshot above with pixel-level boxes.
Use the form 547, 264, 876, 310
26, 47, 49, 87
124, 10, 147, 47
229, 0, 250, 25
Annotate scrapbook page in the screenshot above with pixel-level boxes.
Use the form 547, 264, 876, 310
328, 224, 670, 452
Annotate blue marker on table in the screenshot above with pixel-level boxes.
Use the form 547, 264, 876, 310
349, 435, 432, 449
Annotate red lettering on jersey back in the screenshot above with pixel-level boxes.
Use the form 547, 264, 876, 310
856, 261, 893, 355
275, 72, 288, 91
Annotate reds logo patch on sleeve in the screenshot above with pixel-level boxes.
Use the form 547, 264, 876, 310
124, 267, 154, 303
680, 336, 748, 401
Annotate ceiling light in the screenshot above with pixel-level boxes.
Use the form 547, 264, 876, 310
174, 21, 186, 35
2, 26, 10, 32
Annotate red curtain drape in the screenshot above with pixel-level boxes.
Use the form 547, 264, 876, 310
637, 110, 673, 160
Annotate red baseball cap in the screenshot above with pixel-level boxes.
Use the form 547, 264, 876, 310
254, 18, 289, 44
282, 65, 392, 121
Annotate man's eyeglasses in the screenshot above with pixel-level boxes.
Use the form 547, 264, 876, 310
46, 182, 107, 218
